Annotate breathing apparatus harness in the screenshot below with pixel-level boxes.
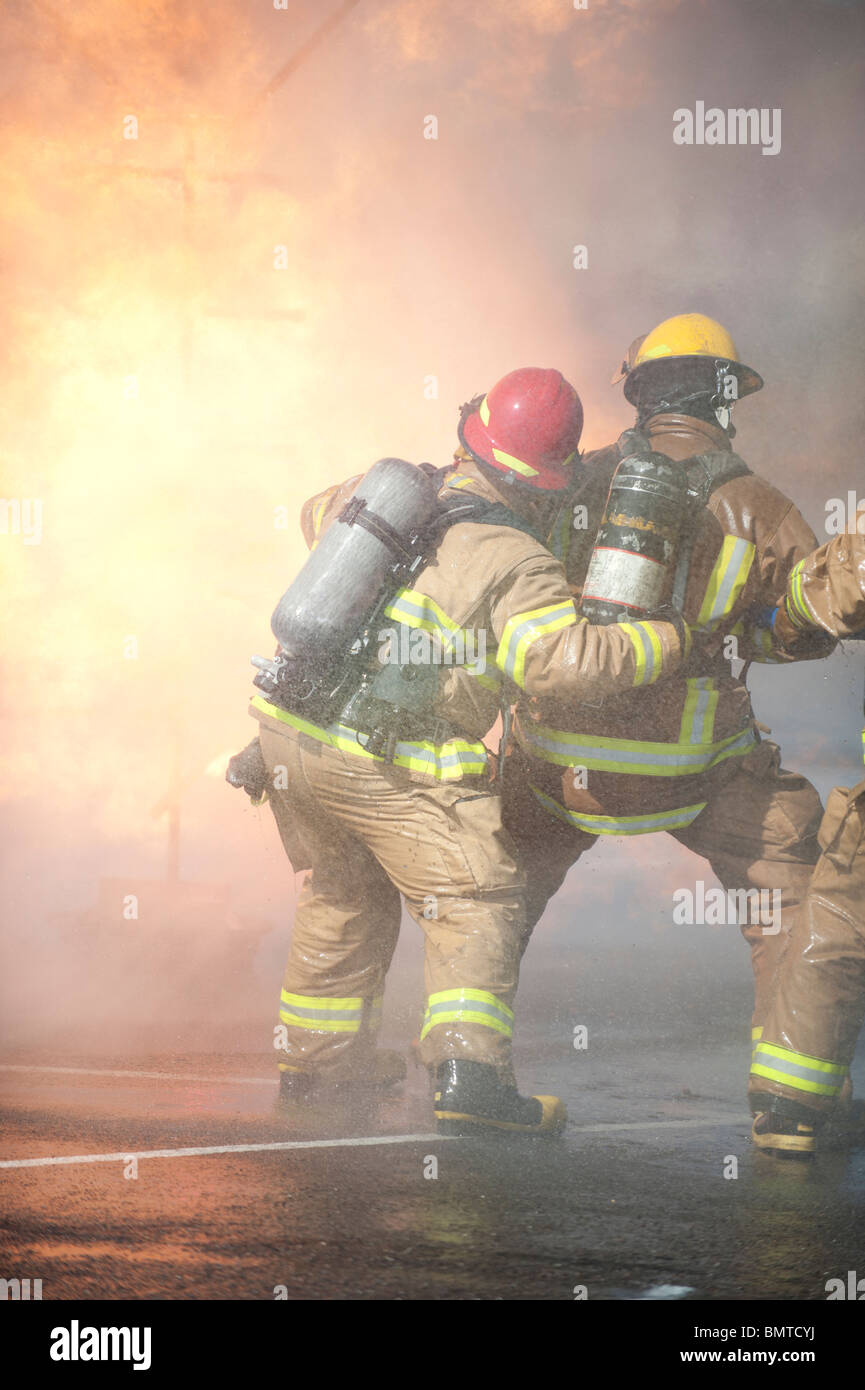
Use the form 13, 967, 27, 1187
611, 425, 752, 619
252, 465, 542, 763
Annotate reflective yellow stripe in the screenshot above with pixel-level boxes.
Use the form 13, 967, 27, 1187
679, 677, 719, 745
311, 496, 328, 537
251, 696, 488, 780
424, 987, 515, 1019
479, 395, 491, 426
385, 588, 462, 636
496, 604, 580, 689
786, 560, 813, 629
621, 620, 664, 686
281, 992, 364, 1011
445, 472, 478, 491
749, 1065, 840, 1096
519, 721, 756, 775
388, 739, 488, 778
491, 446, 539, 478
530, 785, 706, 836
697, 535, 756, 628
279, 990, 365, 1034
755, 1042, 846, 1074
751, 1041, 847, 1097
420, 988, 514, 1042
382, 589, 495, 683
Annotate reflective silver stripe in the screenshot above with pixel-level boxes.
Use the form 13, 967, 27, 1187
687, 678, 715, 744
714, 539, 751, 619
497, 603, 577, 686
520, 724, 756, 773
252, 697, 487, 779
280, 1002, 363, 1021
385, 593, 459, 635
752, 1045, 846, 1092
327, 725, 488, 774
392, 743, 487, 772
628, 621, 657, 685
424, 997, 513, 1026
701, 537, 755, 627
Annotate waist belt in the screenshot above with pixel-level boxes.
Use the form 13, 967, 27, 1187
251, 695, 489, 781
264, 683, 471, 762
336, 689, 470, 760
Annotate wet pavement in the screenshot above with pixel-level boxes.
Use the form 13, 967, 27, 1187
2, 942, 864, 1303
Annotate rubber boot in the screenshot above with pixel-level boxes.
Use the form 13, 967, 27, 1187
433, 1059, 566, 1137
751, 1094, 819, 1159
277, 1049, 406, 1103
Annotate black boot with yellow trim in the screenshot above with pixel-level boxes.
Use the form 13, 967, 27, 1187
433, 1059, 566, 1137
751, 1094, 820, 1159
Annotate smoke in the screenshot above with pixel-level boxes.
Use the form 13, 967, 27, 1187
1, 0, 864, 1047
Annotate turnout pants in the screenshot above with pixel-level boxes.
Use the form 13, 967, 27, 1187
503, 740, 823, 1034
749, 779, 865, 1116
259, 723, 525, 1077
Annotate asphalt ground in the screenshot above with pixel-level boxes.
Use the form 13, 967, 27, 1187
2, 942, 864, 1310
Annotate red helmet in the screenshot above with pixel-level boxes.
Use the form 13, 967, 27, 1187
459, 367, 583, 492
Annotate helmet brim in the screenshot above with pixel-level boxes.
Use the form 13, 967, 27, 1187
623, 356, 763, 406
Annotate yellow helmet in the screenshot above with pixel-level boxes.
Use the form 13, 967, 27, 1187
622, 313, 763, 405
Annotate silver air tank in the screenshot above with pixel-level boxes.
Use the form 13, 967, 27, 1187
269, 457, 439, 683
580, 450, 688, 623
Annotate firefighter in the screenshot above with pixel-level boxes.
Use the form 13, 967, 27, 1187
749, 533, 865, 1156
235, 368, 697, 1136
501, 314, 835, 1048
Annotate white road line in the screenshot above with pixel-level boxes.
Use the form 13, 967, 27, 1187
0, 1134, 453, 1170
0, 1115, 744, 1171
0, 1064, 276, 1087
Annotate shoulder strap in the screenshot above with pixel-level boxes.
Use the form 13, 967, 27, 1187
672, 452, 751, 612
615, 427, 651, 460
427, 465, 546, 544
436, 494, 545, 545
684, 450, 751, 507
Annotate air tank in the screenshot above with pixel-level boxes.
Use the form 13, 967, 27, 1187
270, 457, 439, 684
580, 450, 688, 623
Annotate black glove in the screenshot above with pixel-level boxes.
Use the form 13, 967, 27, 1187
226, 738, 269, 803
